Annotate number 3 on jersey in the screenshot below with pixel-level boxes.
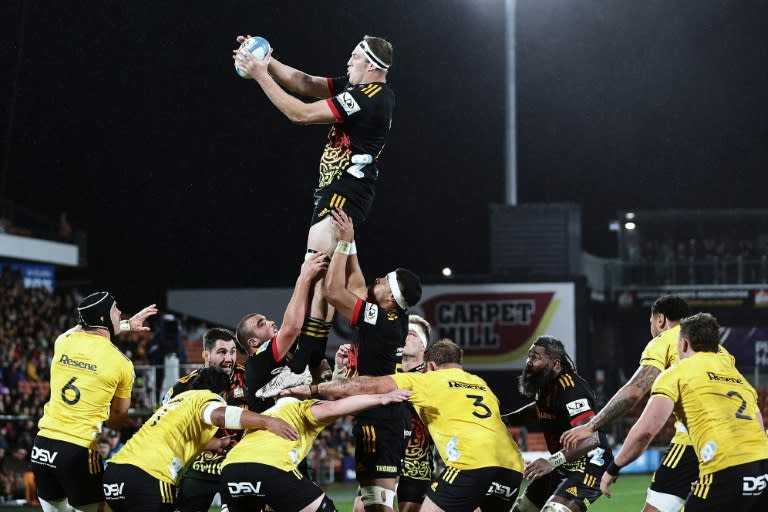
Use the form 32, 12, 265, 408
466, 394, 492, 419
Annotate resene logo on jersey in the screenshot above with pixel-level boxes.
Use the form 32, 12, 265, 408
58, 354, 97, 371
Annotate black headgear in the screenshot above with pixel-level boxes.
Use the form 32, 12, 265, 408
78, 291, 116, 337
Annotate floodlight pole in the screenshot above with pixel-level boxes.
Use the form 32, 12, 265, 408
505, 0, 518, 206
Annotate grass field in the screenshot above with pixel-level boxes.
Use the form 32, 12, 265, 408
322, 473, 650, 511
3, 474, 650, 510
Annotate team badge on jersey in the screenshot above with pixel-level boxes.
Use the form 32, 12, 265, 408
337, 92, 361, 115
565, 399, 591, 416
364, 303, 379, 325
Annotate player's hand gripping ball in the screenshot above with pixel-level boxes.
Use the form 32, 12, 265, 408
235, 36, 271, 79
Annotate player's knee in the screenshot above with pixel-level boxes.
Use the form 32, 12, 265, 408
512, 494, 540, 512
540, 500, 574, 512
315, 494, 338, 512
360, 485, 396, 508
644, 489, 685, 512
39, 497, 74, 512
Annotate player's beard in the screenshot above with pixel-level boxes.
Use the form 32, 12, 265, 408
517, 364, 556, 398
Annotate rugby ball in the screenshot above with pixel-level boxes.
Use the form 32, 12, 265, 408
235, 36, 271, 79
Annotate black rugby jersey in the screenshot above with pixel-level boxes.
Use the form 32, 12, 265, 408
346, 297, 407, 377
534, 370, 613, 467
317, 77, 395, 188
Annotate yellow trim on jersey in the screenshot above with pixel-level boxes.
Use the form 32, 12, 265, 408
329, 193, 347, 209
661, 443, 686, 468
160, 481, 175, 504
88, 449, 101, 475
693, 473, 713, 499
360, 84, 382, 98
442, 466, 460, 484
558, 374, 575, 389
583, 473, 597, 487
362, 425, 377, 453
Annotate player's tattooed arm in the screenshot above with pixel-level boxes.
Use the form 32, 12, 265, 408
561, 365, 661, 449
590, 365, 661, 429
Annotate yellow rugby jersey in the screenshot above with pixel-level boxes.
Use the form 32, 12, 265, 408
639, 325, 734, 445
223, 398, 326, 472
391, 368, 523, 472
109, 390, 224, 484
652, 352, 768, 476
38, 331, 134, 449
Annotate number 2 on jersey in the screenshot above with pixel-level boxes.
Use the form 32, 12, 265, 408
726, 390, 753, 420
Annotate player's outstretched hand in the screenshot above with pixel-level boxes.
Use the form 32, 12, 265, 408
128, 304, 158, 331
523, 458, 555, 480
234, 47, 272, 81
301, 251, 328, 280
560, 423, 593, 450
599, 471, 617, 498
234, 34, 252, 45
330, 209, 354, 243
265, 417, 299, 441
378, 389, 412, 406
335, 344, 352, 367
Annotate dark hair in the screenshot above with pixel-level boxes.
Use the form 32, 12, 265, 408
235, 313, 261, 347
679, 313, 720, 353
395, 268, 422, 310
425, 339, 463, 366
203, 328, 237, 352
189, 366, 230, 394
651, 295, 689, 322
363, 35, 393, 68
532, 335, 576, 373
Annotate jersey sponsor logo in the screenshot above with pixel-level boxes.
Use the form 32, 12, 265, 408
706, 371, 743, 384
102, 482, 125, 498
447, 380, 487, 391
565, 399, 590, 416
364, 303, 379, 325
31, 447, 58, 465
59, 353, 97, 371
565, 486, 578, 496
376, 465, 397, 473
337, 92, 361, 115
486, 481, 518, 499
228, 481, 262, 496
743, 474, 768, 495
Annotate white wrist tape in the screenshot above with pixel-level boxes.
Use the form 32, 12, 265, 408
202, 403, 221, 426
119, 320, 131, 332
223, 406, 244, 430
547, 451, 567, 468
335, 240, 353, 255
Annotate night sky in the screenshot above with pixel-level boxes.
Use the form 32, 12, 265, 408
2, 0, 767, 309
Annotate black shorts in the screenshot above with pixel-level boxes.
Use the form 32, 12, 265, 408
522, 462, 606, 512
31, 435, 104, 507
685, 459, 768, 512
427, 466, 523, 512
398, 476, 430, 504
176, 472, 221, 512
650, 442, 699, 499
222, 462, 323, 512
353, 416, 407, 479
102, 463, 176, 512
311, 173, 375, 226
